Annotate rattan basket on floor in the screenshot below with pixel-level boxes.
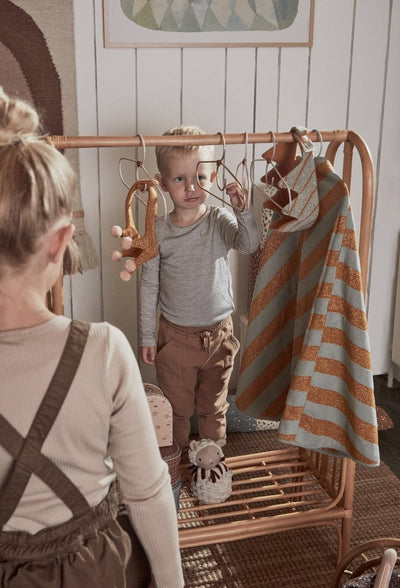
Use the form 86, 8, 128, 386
160, 438, 181, 486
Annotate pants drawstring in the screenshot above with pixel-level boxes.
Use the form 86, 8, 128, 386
198, 331, 212, 354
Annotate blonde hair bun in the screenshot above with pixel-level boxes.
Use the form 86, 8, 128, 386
0, 86, 40, 144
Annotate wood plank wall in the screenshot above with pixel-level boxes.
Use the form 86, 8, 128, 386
70, 0, 400, 383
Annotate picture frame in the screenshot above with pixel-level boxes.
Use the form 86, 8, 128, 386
103, 0, 315, 48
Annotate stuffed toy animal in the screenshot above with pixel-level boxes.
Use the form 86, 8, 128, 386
111, 179, 158, 281
188, 438, 233, 505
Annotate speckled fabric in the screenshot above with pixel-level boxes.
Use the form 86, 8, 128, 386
343, 569, 400, 587
237, 156, 380, 467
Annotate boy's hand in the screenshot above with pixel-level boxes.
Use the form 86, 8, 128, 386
140, 346, 156, 365
225, 181, 246, 211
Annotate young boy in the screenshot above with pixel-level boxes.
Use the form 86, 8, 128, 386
139, 125, 260, 456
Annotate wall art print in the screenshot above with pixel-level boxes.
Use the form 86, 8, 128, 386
104, 0, 315, 48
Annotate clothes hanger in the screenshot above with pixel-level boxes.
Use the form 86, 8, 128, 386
309, 128, 324, 157
261, 133, 298, 177
290, 125, 315, 154
118, 134, 167, 220
195, 132, 246, 212
251, 131, 293, 213
260, 126, 314, 179
111, 135, 162, 280
234, 132, 251, 210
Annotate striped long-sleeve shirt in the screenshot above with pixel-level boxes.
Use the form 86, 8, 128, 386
236, 154, 380, 467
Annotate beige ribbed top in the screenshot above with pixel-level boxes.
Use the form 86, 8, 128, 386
0, 316, 183, 587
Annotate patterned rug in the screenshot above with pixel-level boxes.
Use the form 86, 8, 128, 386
181, 430, 400, 587
0, 0, 98, 271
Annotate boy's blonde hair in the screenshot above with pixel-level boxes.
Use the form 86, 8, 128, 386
155, 124, 215, 175
0, 87, 79, 273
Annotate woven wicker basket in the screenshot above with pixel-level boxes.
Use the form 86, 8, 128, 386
160, 437, 181, 486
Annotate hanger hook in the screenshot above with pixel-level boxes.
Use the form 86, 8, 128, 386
291, 126, 314, 153
215, 132, 227, 190
235, 132, 250, 209
310, 129, 323, 157
218, 131, 226, 161
243, 131, 249, 162
249, 130, 276, 185
136, 134, 147, 179
269, 131, 277, 162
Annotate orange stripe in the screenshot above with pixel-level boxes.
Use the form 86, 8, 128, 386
316, 181, 347, 220
279, 413, 378, 466
342, 226, 358, 251
328, 295, 368, 331
298, 345, 319, 362
257, 230, 292, 273
279, 431, 376, 467
321, 327, 371, 369
313, 357, 374, 403
298, 232, 332, 280
242, 297, 297, 372
313, 282, 334, 300
335, 263, 363, 293
281, 394, 377, 445
307, 314, 325, 331
238, 335, 304, 414
305, 388, 377, 440
295, 286, 318, 320
249, 250, 300, 320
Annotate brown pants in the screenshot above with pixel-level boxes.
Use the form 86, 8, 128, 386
155, 315, 239, 452
0, 486, 133, 588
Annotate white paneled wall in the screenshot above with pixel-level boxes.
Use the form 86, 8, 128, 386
72, 0, 400, 382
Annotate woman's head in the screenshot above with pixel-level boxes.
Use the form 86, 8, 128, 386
0, 87, 77, 272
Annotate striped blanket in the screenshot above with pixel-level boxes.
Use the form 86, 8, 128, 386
236, 154, 380, 467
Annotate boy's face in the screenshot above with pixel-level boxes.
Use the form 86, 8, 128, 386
156, 153, 216, 211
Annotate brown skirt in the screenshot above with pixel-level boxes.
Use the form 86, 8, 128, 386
0, 486, 133, 588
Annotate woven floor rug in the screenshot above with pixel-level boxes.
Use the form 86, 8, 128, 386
181, 431, 400, 588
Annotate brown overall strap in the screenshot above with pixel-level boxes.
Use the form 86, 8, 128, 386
0, 320, 91, 528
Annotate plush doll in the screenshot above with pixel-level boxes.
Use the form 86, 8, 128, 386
188, 439, 233, 505
111, 179, 158, 281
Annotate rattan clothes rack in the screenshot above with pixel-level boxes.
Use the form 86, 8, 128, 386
50, 129, 375, 563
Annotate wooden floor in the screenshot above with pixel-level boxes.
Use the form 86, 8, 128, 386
374, 374, 400, 478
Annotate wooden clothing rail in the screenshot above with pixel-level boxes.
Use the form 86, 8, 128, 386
50, 129, 374, 314
50, 130, 375, 564
51, 129, 356, 149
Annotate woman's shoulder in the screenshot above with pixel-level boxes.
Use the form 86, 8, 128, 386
84, 320, 129, 346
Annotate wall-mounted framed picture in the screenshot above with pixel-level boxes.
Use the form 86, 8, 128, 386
103, 0, 315, 48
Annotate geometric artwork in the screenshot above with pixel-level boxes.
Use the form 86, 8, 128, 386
122, 0, 300, 33
105, 0, 314, 47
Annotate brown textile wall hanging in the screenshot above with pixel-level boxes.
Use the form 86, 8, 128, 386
0, 0, 99, 273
